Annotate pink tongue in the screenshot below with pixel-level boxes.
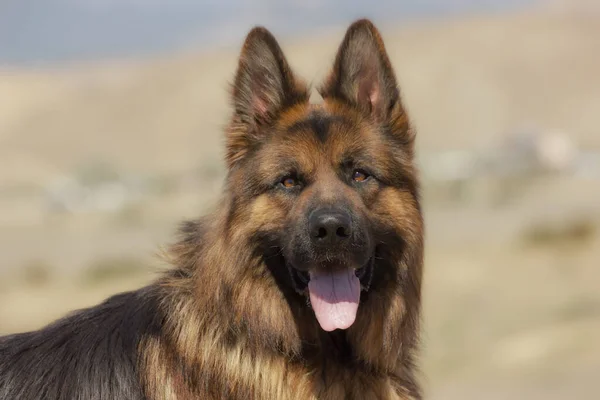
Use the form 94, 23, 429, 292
308, 269, 361, 331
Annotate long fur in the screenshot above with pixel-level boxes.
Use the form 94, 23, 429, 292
0, 19, 424, 400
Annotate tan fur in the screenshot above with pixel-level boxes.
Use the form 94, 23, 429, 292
139, 19, 423, 400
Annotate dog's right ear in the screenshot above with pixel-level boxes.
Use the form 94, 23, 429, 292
320, 19, 404, 124
227, 27, 308, 168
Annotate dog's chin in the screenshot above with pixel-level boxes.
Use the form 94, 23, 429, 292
287, 255, 375, 296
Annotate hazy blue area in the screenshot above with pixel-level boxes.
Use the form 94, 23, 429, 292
0, 0, 533, 66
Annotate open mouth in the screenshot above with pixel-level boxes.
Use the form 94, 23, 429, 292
288, 255, 375, 332
289, 258, 373, 293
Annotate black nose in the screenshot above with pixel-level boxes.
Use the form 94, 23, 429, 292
309, 208, 352, 245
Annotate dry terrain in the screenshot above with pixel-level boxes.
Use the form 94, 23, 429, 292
1, 5, 599, 399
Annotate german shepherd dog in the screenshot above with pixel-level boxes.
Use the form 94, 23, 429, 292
0, 19, 424, 399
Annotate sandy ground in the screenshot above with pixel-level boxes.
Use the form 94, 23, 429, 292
1, 5, 599, 399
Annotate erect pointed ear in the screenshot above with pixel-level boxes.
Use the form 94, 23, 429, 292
320, 19, 403, 122
226, 27, 308, 168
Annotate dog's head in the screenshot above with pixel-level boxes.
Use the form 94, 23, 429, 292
223, 20, 422, 333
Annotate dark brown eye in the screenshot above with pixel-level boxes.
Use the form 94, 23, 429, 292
352, 170, 370, 182
281, 176, 298, 188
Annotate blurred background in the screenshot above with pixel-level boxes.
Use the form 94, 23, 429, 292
1, 0, 599, 398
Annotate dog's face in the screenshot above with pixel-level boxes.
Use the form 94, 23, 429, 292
225, 20, 421, 332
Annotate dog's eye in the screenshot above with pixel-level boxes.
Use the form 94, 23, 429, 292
352, 170, 370, 182
280, 176, 299, 189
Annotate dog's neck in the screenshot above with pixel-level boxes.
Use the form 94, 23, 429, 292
165, 216, 418, 376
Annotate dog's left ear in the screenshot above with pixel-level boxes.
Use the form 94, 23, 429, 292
227, 27, 308, 168
320, 19, 405, 124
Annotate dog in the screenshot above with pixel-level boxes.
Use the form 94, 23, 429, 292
0, 19, 424, 399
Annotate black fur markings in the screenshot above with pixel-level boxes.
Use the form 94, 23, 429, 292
0, 288, 163, 400
287, 112, 350, 143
